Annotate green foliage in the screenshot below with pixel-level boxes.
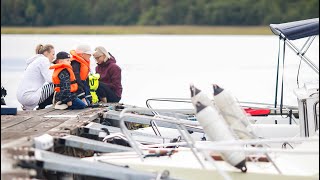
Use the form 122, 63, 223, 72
1, 0, 319, 26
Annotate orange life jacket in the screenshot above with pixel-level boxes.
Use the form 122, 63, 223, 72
49, 63, 78, 92
70, 50, 90, 80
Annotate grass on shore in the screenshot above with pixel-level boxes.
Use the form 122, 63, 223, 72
1, 25, 273, 35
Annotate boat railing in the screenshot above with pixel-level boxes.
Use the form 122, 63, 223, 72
146, 97, 299, 117
118, 107, 319, 179
146, 98, 193, 115
119, 107, 234, 180
119, 107, 201, 157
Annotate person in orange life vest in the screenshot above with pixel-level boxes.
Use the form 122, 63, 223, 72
93, 46, 122, 103
69, 44, 93, 106
49, 52, 86, 110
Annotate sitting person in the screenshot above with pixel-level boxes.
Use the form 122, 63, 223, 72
69, 44, 93, 106
93, 46, 122, 103
16, 44, 55, 110
49, 51, 86, 110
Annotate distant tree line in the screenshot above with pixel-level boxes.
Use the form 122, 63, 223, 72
1, 0, 319, 26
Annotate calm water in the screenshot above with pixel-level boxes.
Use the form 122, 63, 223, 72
1, 35, 319, 110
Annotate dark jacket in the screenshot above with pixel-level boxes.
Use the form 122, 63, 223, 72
71, 60, 90, 99
55, 69, 77, 104
95, 54, 122, 98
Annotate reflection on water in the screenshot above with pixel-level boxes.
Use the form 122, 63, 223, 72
1, 35, 319, 110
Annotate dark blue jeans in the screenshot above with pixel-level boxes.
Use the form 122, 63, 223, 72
68, 98, 86, 109
84, 80, 92, 105
96, 82, 121, 103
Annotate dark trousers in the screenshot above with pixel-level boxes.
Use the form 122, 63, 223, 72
38, 93, 54, 109
96, 82, 121, 103
84, 80, 92, 105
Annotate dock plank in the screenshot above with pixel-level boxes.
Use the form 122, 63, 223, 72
22, 108, 99, 135
1, 116, 32, 130
1, 132, 36, 145
1, 107, 107, 143
46, 108, 106, 136
1, 106, 114, 179
1, 109, 73, 132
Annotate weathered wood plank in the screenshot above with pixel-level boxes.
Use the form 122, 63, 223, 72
1, 131, 35, 144
0, 108, 54, 130
24, 118, 68, 134
1, 116, 33, 130
1, 107, 112, 179
1, 110, 73, 133
1, 107, 106, 144
1, 137, 33, 149
45, 108, 105, 136
18, 107, 56, 116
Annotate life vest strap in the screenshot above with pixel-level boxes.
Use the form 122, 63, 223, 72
54, 80, 77, 87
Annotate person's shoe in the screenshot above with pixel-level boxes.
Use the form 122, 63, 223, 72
21, 105, 27, 111
36, 105, 46, 110
54, 101, 68, 110
101, 97, 107, 103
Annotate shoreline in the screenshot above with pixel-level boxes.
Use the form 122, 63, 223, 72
1, 25, 272, 35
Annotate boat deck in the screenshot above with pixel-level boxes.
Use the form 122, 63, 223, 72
1, 104, 119, 179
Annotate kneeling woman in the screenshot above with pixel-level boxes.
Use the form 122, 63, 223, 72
93, 46, 122, 103
17, 44, 55, 110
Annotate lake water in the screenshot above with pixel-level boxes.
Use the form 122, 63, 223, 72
1, 35, 319, 110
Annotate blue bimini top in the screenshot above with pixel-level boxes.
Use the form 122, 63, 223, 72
270, 18, 319, 40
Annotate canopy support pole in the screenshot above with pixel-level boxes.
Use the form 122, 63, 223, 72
280, 34, 319, 74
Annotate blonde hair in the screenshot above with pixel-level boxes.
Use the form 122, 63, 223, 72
35, 44, 54, 54
93, 46, 110, 62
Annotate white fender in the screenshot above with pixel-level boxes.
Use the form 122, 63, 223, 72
190, 86, 247, 172
190, 84, 213, 107
212, 84, 256, 140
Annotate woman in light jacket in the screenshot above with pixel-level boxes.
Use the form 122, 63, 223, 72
16, 44, 55, 110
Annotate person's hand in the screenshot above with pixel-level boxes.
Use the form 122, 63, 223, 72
67, 101, 72, 106
82, 98, 88, 106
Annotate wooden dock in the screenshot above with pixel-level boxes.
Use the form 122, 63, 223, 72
1, 104, 120, 179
